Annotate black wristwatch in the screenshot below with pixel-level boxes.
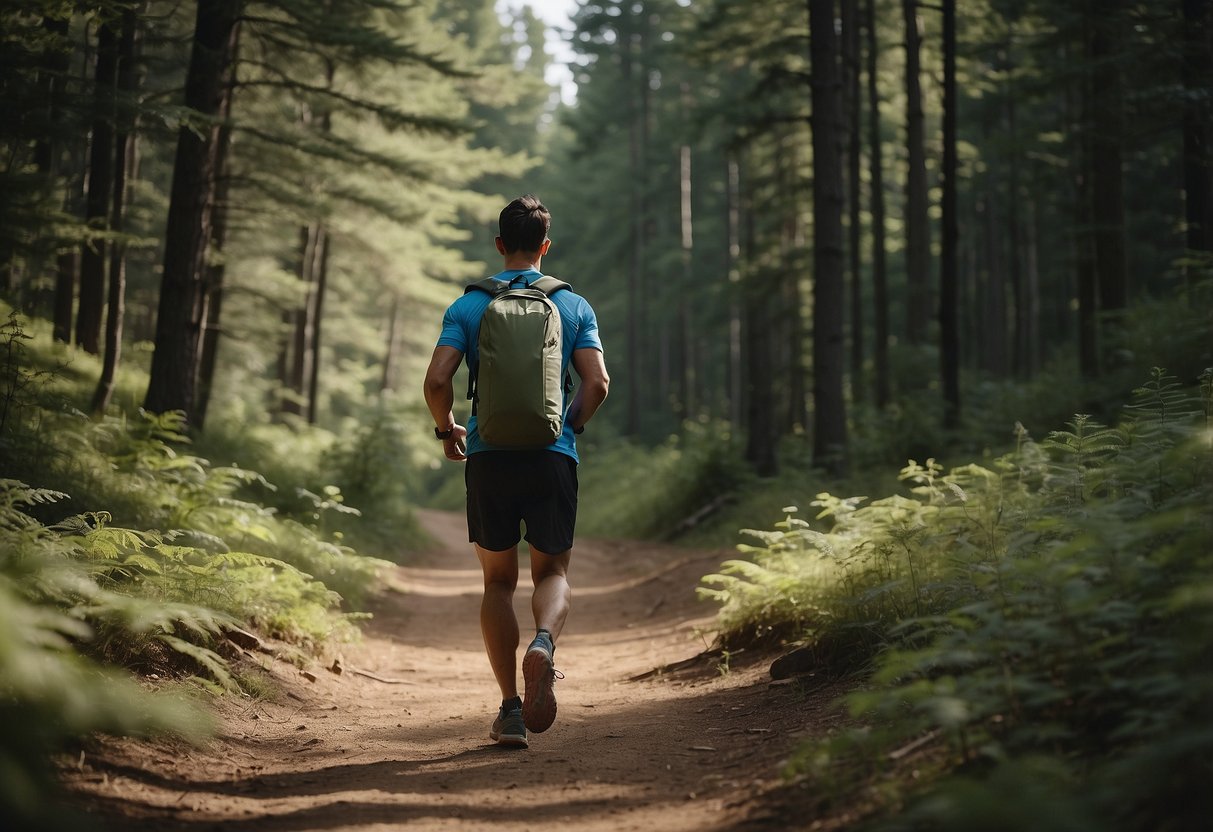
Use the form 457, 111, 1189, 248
434, 426, 454, 440
573, 424, 585, 435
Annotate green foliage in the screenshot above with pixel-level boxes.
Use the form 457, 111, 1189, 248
702, 370, 1213, 829
1, 312, 393, 609
576, 421, 748, 540
0, 479, 212, 827
317, 396, 440, 556
0, 310, 400, 824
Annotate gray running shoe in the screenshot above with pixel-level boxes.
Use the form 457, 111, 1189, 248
522, 632, 560, 733
489, 704, 528, 748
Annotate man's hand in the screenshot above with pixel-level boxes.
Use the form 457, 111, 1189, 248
443, 424, 469, 462
569, 348, 610, 431
424, 345, 467, 462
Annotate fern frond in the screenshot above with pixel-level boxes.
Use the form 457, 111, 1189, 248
0, 479, 69, 509
154, 635, 236, 691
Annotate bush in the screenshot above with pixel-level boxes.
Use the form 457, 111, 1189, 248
0, 311, 393, 825
0, 481, 212, 828
702, 369, 1213, 830
576, 420, 748, 540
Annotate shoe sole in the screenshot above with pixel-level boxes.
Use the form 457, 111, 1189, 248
490, 730, 529, 748
522, 647, 557, 733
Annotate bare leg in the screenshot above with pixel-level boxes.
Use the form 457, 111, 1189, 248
529, 547, 572, 641
476, 544, 520, 700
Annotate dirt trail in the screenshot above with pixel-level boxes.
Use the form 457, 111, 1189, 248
69, 510, 844, 831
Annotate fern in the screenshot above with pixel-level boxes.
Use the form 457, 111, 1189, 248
707, 370, 1213, 831
1042, 414, 1124, 505
0, 306, 404, 825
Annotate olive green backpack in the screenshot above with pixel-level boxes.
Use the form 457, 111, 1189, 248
465, 275, 572, 448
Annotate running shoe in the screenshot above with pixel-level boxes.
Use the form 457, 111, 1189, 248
489, 703, 528, 748
522, 631, 560, 733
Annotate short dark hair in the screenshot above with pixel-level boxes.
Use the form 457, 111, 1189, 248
498, 194, 551, 253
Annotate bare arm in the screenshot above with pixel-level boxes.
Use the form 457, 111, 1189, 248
566, 347, 610, 431
422, 345, 468, 461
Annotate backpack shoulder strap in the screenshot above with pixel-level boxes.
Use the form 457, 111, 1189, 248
465, 275, 571, 298
530, 276, 572, 296
465, 277, 508, 296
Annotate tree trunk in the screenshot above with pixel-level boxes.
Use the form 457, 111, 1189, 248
76, 21, 118, 356
902, 0, 931, 345
276, 306, 292, 418
621, 14, 647, 437
192, 252, 226, 429
281, 76, 327, 422
53, 136, 83, 344
91, 8, 140, 416
304, 60, 337, 426
143, 0, 242, 419
742, 147, 777, 476
843, 0, 864, 402
381, 293, 401, 393
52, 249, 79, 344
940, 0, 960, 428
306, 227, 330, 424
55, 23, 93, 345
1006, 86, 1030, 378
1089, 6, 1128, 330
1024, 197, 1041, 375
779, 133, 808, 436
867, 0, 890, 408
678, 138, 695, 424
961, 213, 979, 369
282, 223, 318, 418
810, 0, 848, 476
31, 14, 71, 318
981, 186, 1008, 376
1183, 0, 1213, 272
1077, 122, 1099, 378
193, 124, 235, 429
727, 151, 744, 428
32, 14, 69, 176
193, 21, 241, 431
743, 285, 777, 476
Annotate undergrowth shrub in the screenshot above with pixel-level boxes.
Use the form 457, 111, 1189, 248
319, 397, 435, 557
576, 421, 747, 540
0, 312, 393, 823
194, 398, 429, 562
0, 481, 211, 828
702, 368, 1213, 830
12, 407, 390, 610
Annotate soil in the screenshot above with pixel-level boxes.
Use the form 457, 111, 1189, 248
64, 509, 852, 831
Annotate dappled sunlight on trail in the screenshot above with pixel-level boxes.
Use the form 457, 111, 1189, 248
67, 510, 842, 832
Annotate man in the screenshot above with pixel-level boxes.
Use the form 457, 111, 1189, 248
422, 194, 610, 749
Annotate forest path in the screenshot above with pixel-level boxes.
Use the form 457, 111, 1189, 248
69, 510, 843, 831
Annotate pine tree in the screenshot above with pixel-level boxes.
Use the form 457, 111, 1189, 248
143, 0, 242, 419
810, 0, 848, 475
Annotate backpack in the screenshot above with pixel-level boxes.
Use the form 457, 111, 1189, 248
465, 274, 572, 448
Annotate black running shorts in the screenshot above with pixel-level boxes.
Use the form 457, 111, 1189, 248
465, 450, 579, 555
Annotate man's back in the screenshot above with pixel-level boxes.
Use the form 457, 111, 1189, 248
436, 267, 602, 460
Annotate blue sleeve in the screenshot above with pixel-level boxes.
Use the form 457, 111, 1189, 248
574, 298, 603, 352
436, 300, 468, 352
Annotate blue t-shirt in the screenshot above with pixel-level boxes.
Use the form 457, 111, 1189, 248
436, 267, 603, 461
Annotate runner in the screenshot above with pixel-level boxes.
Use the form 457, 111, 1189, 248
422, 194, 610, 748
